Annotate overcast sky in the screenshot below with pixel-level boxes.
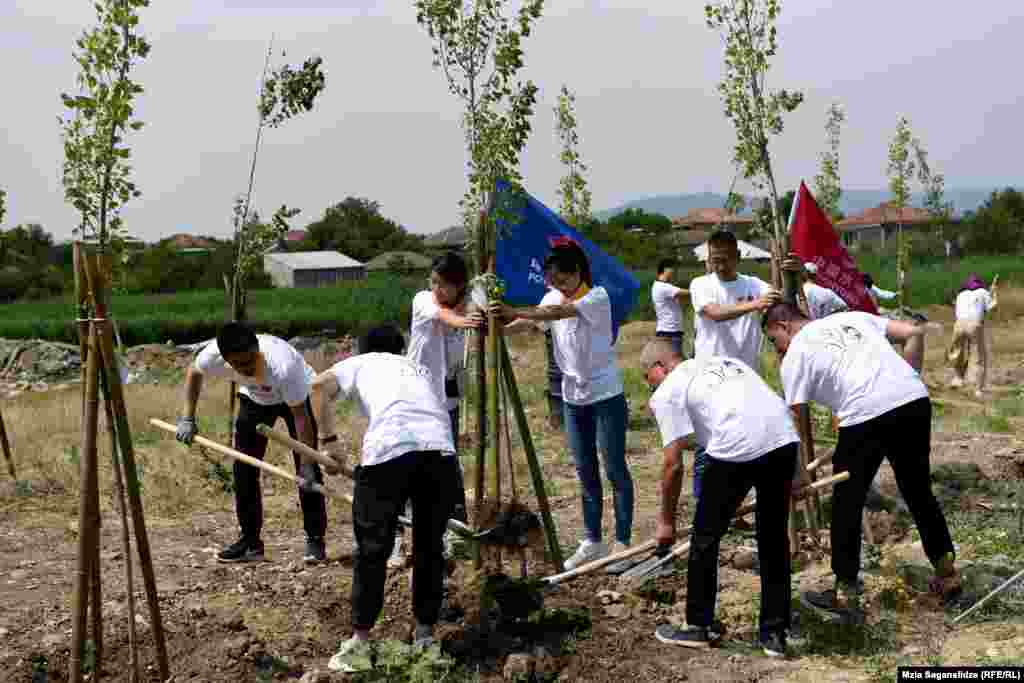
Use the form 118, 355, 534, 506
2, 1, 1021, 243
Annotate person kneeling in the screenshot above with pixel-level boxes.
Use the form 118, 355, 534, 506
643, 340, 798, 658
312, 325, 458, 673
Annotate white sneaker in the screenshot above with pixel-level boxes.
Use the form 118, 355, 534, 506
388, 533, 407, 569
564, 539, 609, 570
327, 637, 373, 673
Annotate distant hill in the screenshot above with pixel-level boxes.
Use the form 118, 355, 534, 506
595, 188, 1012, 221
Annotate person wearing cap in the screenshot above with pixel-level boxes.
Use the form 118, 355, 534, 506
642, 339, 798, 657
948, 273, 998, 398
762, 303, 961, 624
800, 262, 849, 320
311, 325, 459, 672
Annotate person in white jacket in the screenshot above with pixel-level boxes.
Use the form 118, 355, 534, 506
948, 273, 998, 397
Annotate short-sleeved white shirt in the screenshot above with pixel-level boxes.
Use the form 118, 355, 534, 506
689, 273, 773, 372
652, 280, 685, 333
780, 312, 929, 427
803, 282, 849, 320
546, 286, 624, 406
194, 334, 313, 406
330, 353, 455, 467
406, 290, 466, 411
955, 289, 994, 323
648, 357, 798, 462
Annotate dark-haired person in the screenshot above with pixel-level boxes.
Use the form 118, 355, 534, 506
175, 322, 326, 564
687, 230, 781, 501
311, 325, 458, 672
652, 258, 690, 356
642, 339, 797, 657
800, 262, 848, 320
862, 273, 896, 311
761, 303, 961, 623
401, 251, 482, 567
492, 242, 634, 569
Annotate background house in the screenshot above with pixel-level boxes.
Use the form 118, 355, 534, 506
671, 208, 754, 234
263, 250, 366, 288
838, 203, 951, 250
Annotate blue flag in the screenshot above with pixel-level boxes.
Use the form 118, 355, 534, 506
493, 180, 640, 342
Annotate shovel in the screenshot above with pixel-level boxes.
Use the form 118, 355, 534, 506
618, 541, 691, 585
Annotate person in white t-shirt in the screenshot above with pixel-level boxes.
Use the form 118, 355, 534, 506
652, 258, 690, 356
404, 252, 483, 548
642, 340, 798, 657
175, 322, 326, 564
311, 325, 459, 673
492, 241, 634, 570
948, 273, 998, 397
862, 273, 897, 310
688, 230, 781, 502
762, 304, 961, 623
800, 262, 849, 320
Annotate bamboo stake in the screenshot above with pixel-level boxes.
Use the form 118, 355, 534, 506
0, 407, 14, 479
70, 325, 101, 683
98, 357, 139, 682
85, 253, 169, 680
499, 336, 564, 572
807, 449, 834, 473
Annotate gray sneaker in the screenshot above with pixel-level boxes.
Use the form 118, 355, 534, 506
304, 536, 326, 564
218, 536, 265, 563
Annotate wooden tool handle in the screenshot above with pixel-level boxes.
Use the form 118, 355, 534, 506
255, 424, 356, 479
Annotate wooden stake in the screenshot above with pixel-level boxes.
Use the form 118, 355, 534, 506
85, 252, 169, 680
70, 325, 101, 683
0, 407, 15, 480
98, 357, 139, 682
499, 336, 564, 572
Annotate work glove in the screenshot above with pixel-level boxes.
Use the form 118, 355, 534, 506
298, 461, 320, 494
175, 416, 198, 445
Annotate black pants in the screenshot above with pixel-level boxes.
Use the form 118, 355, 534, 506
352, 451, 456, 629
655, 330, 684, 357
233, 394, 326, 541
687, 443, 797, 641
830, 397, 954, 583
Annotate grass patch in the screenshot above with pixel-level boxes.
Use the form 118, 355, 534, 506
794, 606, 900, 658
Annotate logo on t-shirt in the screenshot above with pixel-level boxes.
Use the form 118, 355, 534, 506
818, 325, 864, 356
699, 358, 746, 387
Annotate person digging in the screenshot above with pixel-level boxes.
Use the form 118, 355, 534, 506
311, 325, 458, 673
642, 339, 799, 657
175, 322, 327, 564
762, 304, 962, 624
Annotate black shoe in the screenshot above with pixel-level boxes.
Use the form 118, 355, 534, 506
800, 588, 865, 625
218, 536, 265, 563
654, 623, 720, 648
761, 632, 787, 658
304, 536, 326, 564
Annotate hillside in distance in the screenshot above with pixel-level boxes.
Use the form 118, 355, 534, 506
595, 187, 1012, 220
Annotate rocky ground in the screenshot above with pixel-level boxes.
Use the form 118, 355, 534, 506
1, 308, 1023, 682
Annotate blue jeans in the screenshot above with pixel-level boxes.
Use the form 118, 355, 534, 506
563, 393, 633, 545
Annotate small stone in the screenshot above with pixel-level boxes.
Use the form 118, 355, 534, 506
597, 589, 622, 605
298, 671, 331, 683
603, 604, 630, 619
504, 653, 534, 680
224, 635, 251, 659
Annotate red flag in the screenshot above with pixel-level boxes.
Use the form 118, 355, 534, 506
788, 181, 878, 314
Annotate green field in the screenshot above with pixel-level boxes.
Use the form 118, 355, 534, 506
0, 255, 1017, 345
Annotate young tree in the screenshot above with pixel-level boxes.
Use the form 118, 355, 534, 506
887, 115, 915, 307
911, 137, 952, 244
415, 0, 544, 249
813, 101, 845, 222
0, 187, 6, 225
60, 0, 150, 252
227, 44, 325, 321
554, 84, 593, 228
705, 0, 804, 298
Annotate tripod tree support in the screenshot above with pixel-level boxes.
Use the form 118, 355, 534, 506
499, 335, 564, 572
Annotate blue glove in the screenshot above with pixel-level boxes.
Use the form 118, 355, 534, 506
175, 416, 198, 445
